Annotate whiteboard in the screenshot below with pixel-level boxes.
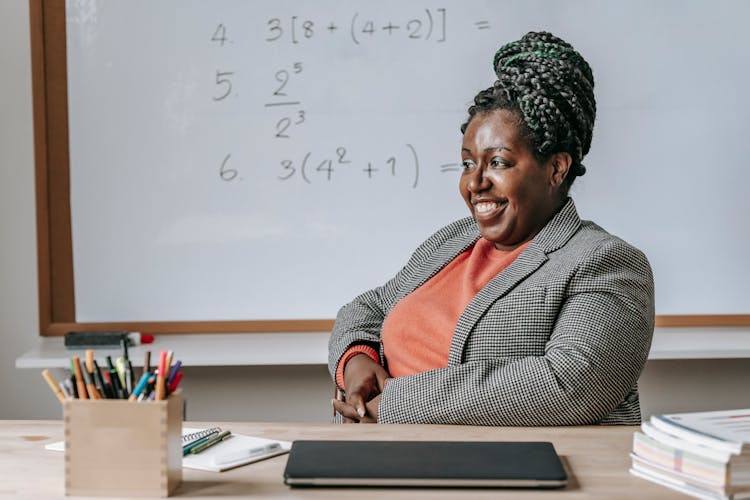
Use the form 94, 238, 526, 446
65, 0, 750, 322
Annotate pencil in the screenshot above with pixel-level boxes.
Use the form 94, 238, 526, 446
42, 369, 67, 403
84, 350, 102, 399
72, 356, 89, 399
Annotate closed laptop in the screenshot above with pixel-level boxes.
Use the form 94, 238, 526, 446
283, 440, 567, 488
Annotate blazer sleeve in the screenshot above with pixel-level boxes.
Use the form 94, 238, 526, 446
327, 219, 477, 382
377, 238, 655, 425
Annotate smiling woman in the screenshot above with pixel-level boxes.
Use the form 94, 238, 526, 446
459, 108, 569, 250
329, 31, 655, 426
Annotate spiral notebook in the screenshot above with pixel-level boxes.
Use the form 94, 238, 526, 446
182, 427, 222, 446
181, 427, 291, 472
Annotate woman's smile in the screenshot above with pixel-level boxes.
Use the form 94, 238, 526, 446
472, 199, 508, 220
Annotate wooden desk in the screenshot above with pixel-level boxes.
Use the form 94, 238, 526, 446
1, 421, 682, 499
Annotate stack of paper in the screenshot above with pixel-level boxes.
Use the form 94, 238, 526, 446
630, 409, 750, 500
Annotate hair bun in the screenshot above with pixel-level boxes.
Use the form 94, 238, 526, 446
493, 31, 594, 88
489, 31, 596, 170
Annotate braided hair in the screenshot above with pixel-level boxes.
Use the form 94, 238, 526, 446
461, 31, 596, 193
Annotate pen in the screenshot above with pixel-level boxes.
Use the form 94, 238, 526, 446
125, 360, 134, 395
106, 356, 124, 398
144, 350, 151, 379
212, 442, 281, 466
92, 359, 111, 398
182, 430, 220, 456
42, 369, 67, 403
189, 430, 232, 454
120, 334, 129, 362
72, 356, 89, 399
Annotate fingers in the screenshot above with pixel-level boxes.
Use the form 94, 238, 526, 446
332, 398, 377, 423
345, 391, 367, 418
332, 398, 362, 422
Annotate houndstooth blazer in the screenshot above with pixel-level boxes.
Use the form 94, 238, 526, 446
328, 198, 655, 425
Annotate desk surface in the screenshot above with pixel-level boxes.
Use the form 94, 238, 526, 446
1, 421, 683, 499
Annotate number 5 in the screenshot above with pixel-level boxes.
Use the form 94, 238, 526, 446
213, 71, 234, 101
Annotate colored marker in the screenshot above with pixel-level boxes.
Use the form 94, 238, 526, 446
155, 351, 167, 400
128, 372, 151, 401
115, 356, 127, 389
168, 371, 183, 393
167, 360, 182, 384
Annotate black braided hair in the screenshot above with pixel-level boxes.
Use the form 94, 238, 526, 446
461, 31, 596, 193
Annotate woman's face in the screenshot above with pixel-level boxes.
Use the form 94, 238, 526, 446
460, 109, 567, 250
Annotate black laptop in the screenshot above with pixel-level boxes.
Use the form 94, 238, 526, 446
283, 440, 567, 488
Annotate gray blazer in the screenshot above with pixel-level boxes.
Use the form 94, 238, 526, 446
328, 199, 655, 425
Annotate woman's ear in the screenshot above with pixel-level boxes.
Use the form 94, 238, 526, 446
548, 152, 573, 187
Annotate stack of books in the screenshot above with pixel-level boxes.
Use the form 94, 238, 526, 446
631, 408, 750, 500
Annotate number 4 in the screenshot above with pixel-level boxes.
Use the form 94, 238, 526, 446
211, 24, 228, 46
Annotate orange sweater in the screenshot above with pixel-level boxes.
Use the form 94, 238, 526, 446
336, 238, 529, 388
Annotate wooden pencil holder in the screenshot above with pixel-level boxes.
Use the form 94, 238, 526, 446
63, 390, 183, 497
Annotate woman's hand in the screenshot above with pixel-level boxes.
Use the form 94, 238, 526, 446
338, 354, 389, 422
333, 394, 381, 423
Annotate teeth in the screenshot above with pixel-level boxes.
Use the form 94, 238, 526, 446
475, 202, 498, 214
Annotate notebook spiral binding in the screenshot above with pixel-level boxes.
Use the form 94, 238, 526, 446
182, 427, 221, 445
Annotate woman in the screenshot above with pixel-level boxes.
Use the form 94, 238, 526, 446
330, 32, 654, 426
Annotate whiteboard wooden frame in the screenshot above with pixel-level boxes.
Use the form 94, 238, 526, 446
28, 0, 750, 335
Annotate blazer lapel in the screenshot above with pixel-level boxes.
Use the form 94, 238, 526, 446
447, 198, 582, 365
396, 224, 480, 304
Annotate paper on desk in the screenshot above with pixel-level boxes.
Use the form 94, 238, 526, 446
44, 428, 291, 472
44, 441, 64, 452
181, 427, 291, 472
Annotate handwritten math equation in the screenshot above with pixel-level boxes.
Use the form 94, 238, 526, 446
204, 8, 476, 188
263, 9, 493, 46
276, 145, 465, 189
266, 9, 448, 45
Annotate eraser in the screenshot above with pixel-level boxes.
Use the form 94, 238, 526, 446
64, 331, 127, 349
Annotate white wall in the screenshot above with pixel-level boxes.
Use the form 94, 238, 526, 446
1, 0, 748, 422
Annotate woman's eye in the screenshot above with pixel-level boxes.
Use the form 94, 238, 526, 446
490, 157, 506, 168
461, 159, 475, 170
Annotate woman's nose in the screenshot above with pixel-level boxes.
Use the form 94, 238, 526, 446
467, 165, 489, 192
